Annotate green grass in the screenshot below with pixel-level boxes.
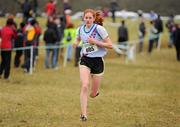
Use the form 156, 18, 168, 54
0, 17, 180, 127
0, 48, 180, 127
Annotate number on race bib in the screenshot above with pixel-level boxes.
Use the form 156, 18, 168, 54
86, 46, 95, 52
83, 43, 98, 55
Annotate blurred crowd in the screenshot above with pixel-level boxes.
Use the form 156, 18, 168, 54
0, 0, 79, 80
117, 12, 180, 60
0, 0, 180, 80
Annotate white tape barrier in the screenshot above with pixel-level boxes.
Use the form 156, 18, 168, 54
113, 42, 137, 63
0, 44, 69, 75
112, 32, 167, 62
0, 44, 69, 51
126, 44, 136, 63
0, 32, 166, 74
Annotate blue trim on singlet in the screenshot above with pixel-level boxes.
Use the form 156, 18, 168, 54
79, 23, 104, 42
83, 24, 96, 33
95, 27, 103, 40
79, 23, 106, 40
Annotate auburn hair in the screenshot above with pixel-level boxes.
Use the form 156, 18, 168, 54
83, 9, 104, 26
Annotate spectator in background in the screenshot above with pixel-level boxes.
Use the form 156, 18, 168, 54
62, 0, 72, 12
7, 15, 17, 48
102, 7, 109, 17
14, 22, 25, 68
174, 24, 180, 61
7, 15, 17, 29
21, 0, 32, 23
138, 18, 146, 53
137, 10, 143, 17
55, 16, 66, 63
64, 9, 72, 28
54, 17, 63, 68
148, 21, 158, 54
154, 14, 163, 48
0, 18, 16, 80
32, 0, 38, 17
23, 18, 36, 73
43, 20, 58, 69
117, 20, 129, 45
34, 20, 42, 59
63, 23, 76, 61
59, 15, 66, 39
62, 0, 72, 27
44, 16, 59, 69
109, 0, 119, 23
45, 0, 56, 17
166, 15, 174, 48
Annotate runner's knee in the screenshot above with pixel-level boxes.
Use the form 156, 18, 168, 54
81, 84, 88, 93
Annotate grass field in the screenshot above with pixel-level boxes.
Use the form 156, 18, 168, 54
0, 17, 180, 127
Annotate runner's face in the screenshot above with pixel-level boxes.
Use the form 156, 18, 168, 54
84, 12, 95, 27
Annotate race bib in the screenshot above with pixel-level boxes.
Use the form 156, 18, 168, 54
82, 43, 98, 55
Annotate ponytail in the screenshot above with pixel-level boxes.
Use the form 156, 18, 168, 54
94, 10, 104, 26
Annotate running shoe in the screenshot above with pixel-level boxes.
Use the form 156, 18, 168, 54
90, 92, 99, 98
80, 114, 87, 121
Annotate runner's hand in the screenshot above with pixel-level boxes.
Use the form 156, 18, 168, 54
88, 36, 96, 45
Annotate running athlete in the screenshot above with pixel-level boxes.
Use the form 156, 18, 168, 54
73, 9, 113, 121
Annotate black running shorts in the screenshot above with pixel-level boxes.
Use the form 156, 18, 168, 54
79, 56, 104, 75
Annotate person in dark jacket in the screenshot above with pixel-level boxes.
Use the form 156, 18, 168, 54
14, 22, 25, 68
166, 15, 174, 48
54, 16, 65, 67
174, 24, 180, 61
118, 20, 128, 45
148, 21, 158, 54
109, 0, 119, 23
0, 18, 16, 80
32, 0, 38, 17
62, 0, 72, 12
45, 17, 59, 68
138, 18, 146, 53
154, 14, 163, 48
21, 0, 32, 23
43, 22, 58, 69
